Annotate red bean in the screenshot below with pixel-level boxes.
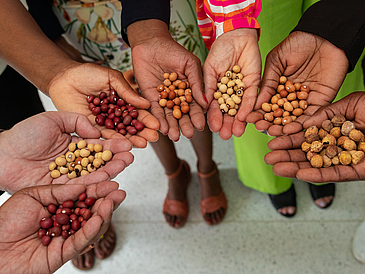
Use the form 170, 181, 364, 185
69, 229, 76, 235
92, 107, 101, 116
123, 115, 132, 125
61, 208, 72, 215
104, 119, 114, 129
87, 95, 94, 103
108, 104, 115, 110
51, 215, 56, 221
62, 200, 74, 209
130, 109, 138, 119
77, 201, 87, 208
55, 213, 70, 225
74, 208, 80, 215
127, 105, 135, 111
70, 214, 78, 221
100, 103, 108, 112
82, 209, 92, 220
95, 115, 105, 126
134, 121, 144, 131
88, 103, 96, 111
117, 123, 125, 130
93, 98, 100, 106
108, 113, 116, 120
78, 216, 84, 222
62, 224, 70, 231
99, 91, 107, 100
79, 208, 87, 216
72, 220, 81, 231
40, 217, 53, 229
110, 89, 117, 96
38, 229, 47, 239
114, 108, 122, 117
78, 192, 87, 201
85, 197, 95, 207
47, 204, 57, 214
117, 99, 125, 107
81, 220, 87, 228
53, 221, 61, 227
101, 98, 109, 105
126, 126, 137, 135
49, 226, 61, 237
41, 235, 51, 246
62, 230, 69, 239
119, 129, 127, 135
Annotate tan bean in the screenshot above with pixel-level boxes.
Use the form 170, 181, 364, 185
264, 112, 274, 122
279, 76, 287, 84
292, 108, 303, 116
273, 117, 282, 125
284, 102, 294, 112
287, 93, 297, 101
277, 85, 285, 92
297, 92, 309, 100
282, 116, 293, 125
291, 100, 299, 109
299, 100, 308, 109
273, 108, 283, 117
294, 83, 302, 91
271, 104, 279, 111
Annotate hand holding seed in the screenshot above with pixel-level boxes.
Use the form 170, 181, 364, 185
47, 62, 159, 148
246, 31, 348, 137
202, 29, 261, 140
129, 33, 206, 141
264, 92, 365, 183
0, 111, 134, 194
0, 182, 125, 274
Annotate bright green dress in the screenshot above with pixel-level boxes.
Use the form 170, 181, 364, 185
234, 0, 365, 195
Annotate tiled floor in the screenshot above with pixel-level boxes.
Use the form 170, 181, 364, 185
2, 93, 365, 273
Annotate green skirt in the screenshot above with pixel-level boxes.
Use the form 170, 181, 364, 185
234, 0, 365, 194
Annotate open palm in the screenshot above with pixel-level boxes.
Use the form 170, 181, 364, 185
246, 31, 349, 136
203, 28, 261, 140
48, 62, 159, 148
265, 92, 365, 182
0, 112, 134, 194
0, 182, 125, 274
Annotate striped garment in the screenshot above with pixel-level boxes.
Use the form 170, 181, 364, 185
196, 0, 262, 49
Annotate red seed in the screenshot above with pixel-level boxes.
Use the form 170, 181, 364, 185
69, 229, 76, 235
114, 117, 122, 125
38, 229, 47, 239
78, 216, 84, 223
62, 200, 75, 209
129, 110, 139, 119
40, 217, 53, 229
126, 126, 137, 135
56, 208, 62, 214
114, 108, 122, 117
99, 92, 107, 100
53, 221, 61, 227
119, 129, 127, 135
62, 230, 69, 239
78, 193, 87, 201
72, 220, 81, 231
79, 208, 87, 216
70, 214, 78, 221
117, 99, 125, 107
134, 121, 144, 131
117, 123, 125, 130
41, 235, 51, 246
77, 201, 87, 208
47, 204, 57, 214
81, 220, 87, 228
123, 115, 132, 125
74, 208, 80, 215
108, 113, 116, 120
62, 224, 70, 231
51, 215, 56, 221
104, 119, 115, 129
100, 103, 108, 112
95, 115, 105, 126
88, 103, 96, 111
85, 197, 95, 207
55, 213, 70, 225
61, 208, 72, 215
93, 98, 100, 106
49, 226, 62, 237
87, 95, 94, 103
82, 209, 92, 220
92, 107, 101, 116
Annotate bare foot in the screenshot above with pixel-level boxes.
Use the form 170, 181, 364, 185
315, 196, 334, 208
94, 223, 116, 260
163, 160, 191, 228
278, 206, 296, 216
71, 249, 95, 270
198, 161, 226, 225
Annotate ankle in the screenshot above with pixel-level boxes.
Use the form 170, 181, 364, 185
197, 160, 216, 175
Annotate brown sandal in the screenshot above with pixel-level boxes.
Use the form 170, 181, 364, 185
198, 163, 227, 226
162, 160, 191, 228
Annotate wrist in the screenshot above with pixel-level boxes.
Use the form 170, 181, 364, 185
127, 19, 171, 49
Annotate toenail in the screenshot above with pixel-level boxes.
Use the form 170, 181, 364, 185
319, 201, 326, 207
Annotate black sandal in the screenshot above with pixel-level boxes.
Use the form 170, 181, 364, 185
309, 183, 335, 209
268, 184, 297, 218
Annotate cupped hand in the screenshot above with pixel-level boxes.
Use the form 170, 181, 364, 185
47, 62, 159, 148
246, 31, 349, 137
0, 111, 134, 194
0, 182, 125, 274
203, 28, 261, 140
265, 92, 365, 183
129, 22, 206, 141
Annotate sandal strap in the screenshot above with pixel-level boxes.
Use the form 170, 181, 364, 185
200, 191, 227, 217
309, 183, 335, 201
163, 198, 189, 219
166, 160, 189, 179
269, 184, 296, 210
197, 162, 218, 179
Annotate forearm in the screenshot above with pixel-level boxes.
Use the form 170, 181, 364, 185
292, 0, 365, 72
0, 0, 77, 94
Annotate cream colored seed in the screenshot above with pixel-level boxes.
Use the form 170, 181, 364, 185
94, 144, 103, 153
49, 162, 57, 171
231, 72, 237, 79
236, 73, 243, 80
87, 143, 94, 152
51, 170, 61, 179
227, 88, 234, 95
226, 100, 235, 109
214, 92, 222, 99
55, 157, 67, 166
68, 171, 77, 179
232, 65, 241, 73
226, 81, 235, 88
102, 150, 113, 162
220, 104, 229, 113
68, 143, 76, 152
222, 94, 230, 100
219, 84, 228, 93
235, 79, 242, 85
220, 77, 229, 84
74, 149, 81, 157
88, 155, 95, 163
218, 97, 225, 105
80, 148, 90, 158
77, 140, 87, 149
66, 152, 75, 162
262, 103, 272, 112
87, 163, 96, 173
228, 109, 237, 116
81, 158, 89, 167
81, 170, 89, 176
279, 76, 287, 84
231, 95, 241, 104
60, 166, 69, 175
225, 71, 232, 78
93, 158, 104, 168
159, 99, 167, 107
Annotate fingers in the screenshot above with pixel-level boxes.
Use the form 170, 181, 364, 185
267, 132, 306, 151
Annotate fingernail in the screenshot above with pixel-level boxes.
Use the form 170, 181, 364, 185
203, 94, 208, 104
